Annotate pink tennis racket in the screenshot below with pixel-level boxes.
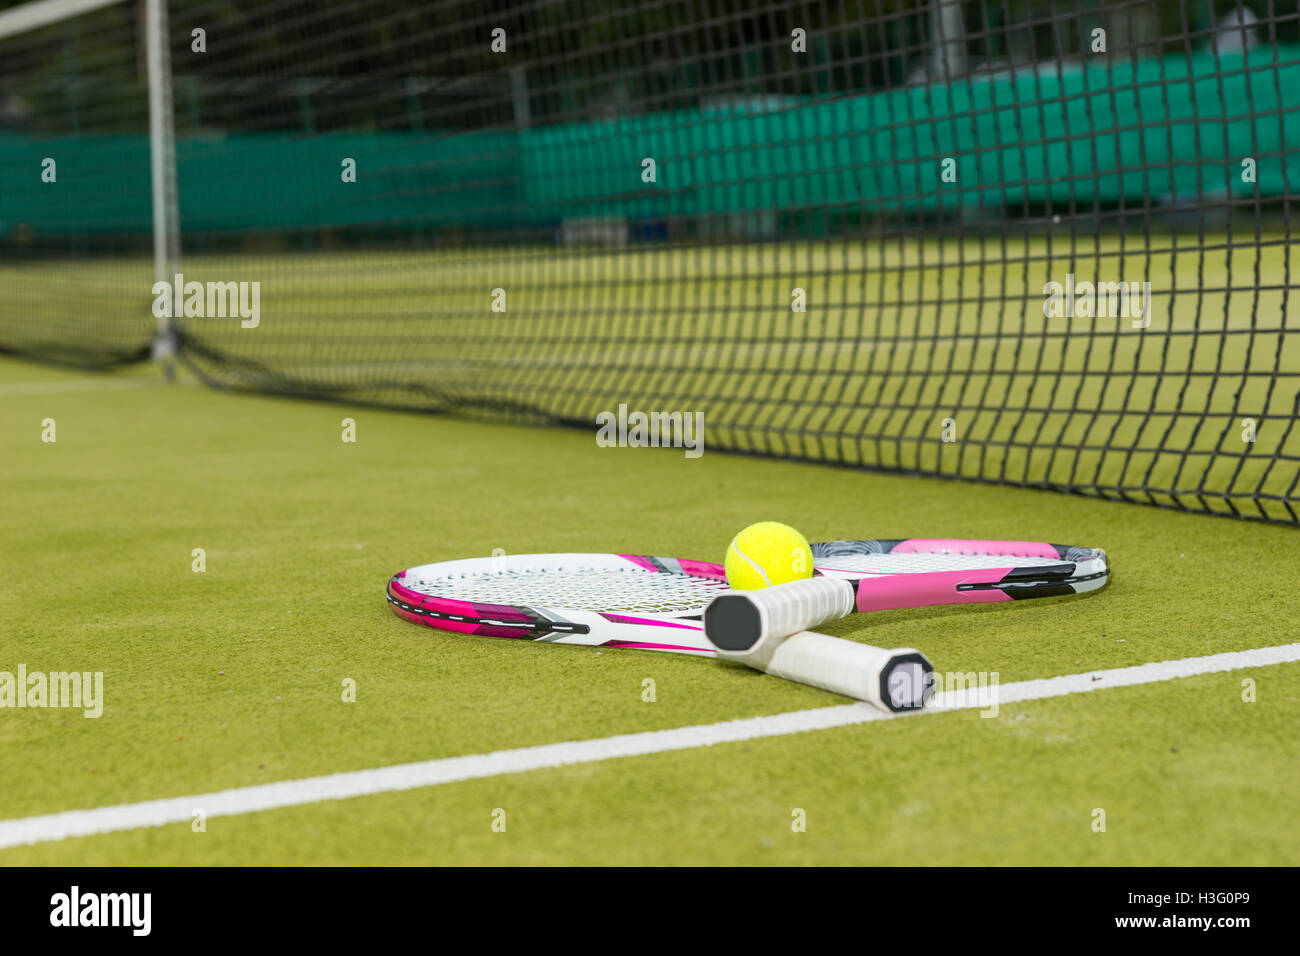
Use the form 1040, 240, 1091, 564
387, 539, 1108, 711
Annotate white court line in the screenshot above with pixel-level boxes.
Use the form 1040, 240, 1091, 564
0, 377, 173, 396
1, 643, 1297, 850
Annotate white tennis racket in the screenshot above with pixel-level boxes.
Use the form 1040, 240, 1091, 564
387, 552, 933, 711
704, 537, 1110, 656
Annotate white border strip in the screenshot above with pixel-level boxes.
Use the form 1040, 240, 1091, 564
0, 0, 125, 42
2, 643, 1297, 850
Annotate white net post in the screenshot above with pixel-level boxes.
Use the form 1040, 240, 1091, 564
146, 0, 179, 377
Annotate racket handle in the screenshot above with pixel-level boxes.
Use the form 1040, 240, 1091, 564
704, 576, 855, 652
730, 631, 934, 711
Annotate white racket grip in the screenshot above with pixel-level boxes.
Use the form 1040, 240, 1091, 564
704, 577, 854, 653
742, 631, 933, 711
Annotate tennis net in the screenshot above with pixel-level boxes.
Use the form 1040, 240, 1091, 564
2, 0, 1298, 521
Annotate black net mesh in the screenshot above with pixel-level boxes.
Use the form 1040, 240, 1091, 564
2, 0, 1298, 520
0, 0, 154, 366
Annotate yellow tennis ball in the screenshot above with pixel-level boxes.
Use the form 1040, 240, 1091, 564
724, 521, 815, 590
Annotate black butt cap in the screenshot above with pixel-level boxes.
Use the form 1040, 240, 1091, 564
703, 594, 762, 652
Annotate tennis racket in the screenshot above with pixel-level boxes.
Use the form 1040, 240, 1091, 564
386, 552, 933, 711
704, 538, 1110, 656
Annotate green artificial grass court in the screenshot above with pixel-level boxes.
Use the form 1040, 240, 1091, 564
1, 353, 1298, 865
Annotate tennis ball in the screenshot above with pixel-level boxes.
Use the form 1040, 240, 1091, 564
724, 521, 815, 590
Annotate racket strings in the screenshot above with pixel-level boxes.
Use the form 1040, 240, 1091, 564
401, 567, 729, 613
